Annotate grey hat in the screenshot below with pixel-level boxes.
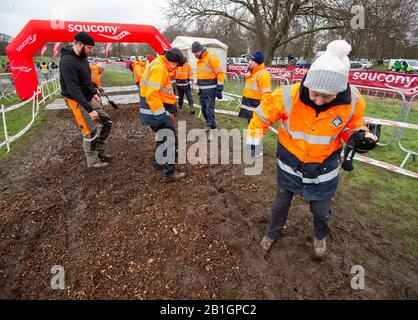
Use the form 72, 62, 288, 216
304, 40, 351, 94
191, 41, 204, 53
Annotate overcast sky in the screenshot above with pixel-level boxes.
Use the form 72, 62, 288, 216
0, 0, 170, 37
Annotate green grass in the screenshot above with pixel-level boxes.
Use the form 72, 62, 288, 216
101, 70, 134, 87
0, 80, 60, 158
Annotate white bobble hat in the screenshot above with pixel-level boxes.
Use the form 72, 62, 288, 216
304, 40, 352, 94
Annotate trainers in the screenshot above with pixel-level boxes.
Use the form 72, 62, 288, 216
165, 171, 186, 182
314, 237, 327, 258
260, 235, 275, 255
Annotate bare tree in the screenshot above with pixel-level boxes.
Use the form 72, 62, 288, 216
165, 0, 357, 63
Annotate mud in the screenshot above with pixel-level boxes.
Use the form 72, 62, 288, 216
0, 104, 417, 299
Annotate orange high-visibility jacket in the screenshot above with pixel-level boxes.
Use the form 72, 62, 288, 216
90, 64, 103, 89
196, 50, 225, 95
139, 55, 176, 126
247, 82, 368, 200
248, 82, 368, 163
240, 64, 272, 119
133, 60, 146, 84
174, 63, 193, 81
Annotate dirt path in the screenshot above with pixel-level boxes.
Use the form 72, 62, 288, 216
0, 104, 417, 299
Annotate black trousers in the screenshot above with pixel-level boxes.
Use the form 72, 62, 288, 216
177, 85, 194, 111
266, 188, 332, 240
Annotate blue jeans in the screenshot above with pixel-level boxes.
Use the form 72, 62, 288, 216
266, 188, 332, 240
199, 95, 216, 129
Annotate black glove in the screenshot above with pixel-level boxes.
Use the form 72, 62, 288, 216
342, 129, 378, 172
215, 85, 223, 100
349, 129, 378, 153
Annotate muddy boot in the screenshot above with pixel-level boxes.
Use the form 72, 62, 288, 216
86, 153, 109, 168
260, 235, 275, 256
152, 159, 164, 169
165, 171, 186, 182
97, 142, 113, 162
314, 237, 327, 258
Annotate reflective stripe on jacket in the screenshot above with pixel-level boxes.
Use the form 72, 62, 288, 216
247, 82, 368, 200
139, 55, 176, 127
239, 64, 272, 119
196, 50, 225, 96
133, 60, 145, 84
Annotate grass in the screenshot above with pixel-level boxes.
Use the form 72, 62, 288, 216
0, 80, 61, 158
101, 70, 134, 87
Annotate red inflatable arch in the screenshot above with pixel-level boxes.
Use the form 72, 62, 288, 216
6, 19, 172, 100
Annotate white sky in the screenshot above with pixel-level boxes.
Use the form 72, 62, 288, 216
0, 0, 170, 37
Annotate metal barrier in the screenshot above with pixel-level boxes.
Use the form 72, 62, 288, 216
225, 72, 240, 96
271, 75, 289, 90
354, 85, 407, 148
0, 73, 16, 101
0, 74, 61, 152
398, 93, 418, 168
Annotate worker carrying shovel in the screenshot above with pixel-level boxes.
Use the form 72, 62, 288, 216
60, 32, 113, 168
247, 40, 378, 259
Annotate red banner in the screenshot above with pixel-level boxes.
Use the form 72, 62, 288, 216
52, 42, 60, 58
227, 64, 418, 97
105, 42, 112, 57
40, 44, 48, 58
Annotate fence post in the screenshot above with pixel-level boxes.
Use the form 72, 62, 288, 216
1, 104, 10, 152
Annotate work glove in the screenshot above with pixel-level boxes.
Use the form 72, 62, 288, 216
215, 85, 224, 100
350, 129, 378, 153
342, 129, 378, 172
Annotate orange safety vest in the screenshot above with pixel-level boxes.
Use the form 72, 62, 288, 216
196, 50, 225, 95
139, 55, 176, 127
248, 82, 367, 163
248, 82, 368, 200
239, 64, 272, 119
90, 64, 103, 88
133, 60, 145, 84
175, 63, 193, 81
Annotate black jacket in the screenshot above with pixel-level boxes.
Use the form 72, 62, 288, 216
59, 46, 96, 112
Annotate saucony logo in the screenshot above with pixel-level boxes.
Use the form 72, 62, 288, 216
16, 34, 37, 52
68, 23, 119, 35
98, 31, 131, 40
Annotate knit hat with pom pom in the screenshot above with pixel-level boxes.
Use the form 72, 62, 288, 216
304, 40, 352, 94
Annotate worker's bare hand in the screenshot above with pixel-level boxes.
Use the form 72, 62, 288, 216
93, 94, 102, 105
89, 110, 99, 121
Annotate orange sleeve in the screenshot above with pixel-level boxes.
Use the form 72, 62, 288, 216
209, 55, 225, 85
247, 87, 286, 145
144, 65, 165, 112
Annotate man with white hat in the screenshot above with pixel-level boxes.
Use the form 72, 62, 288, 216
246, 40, 378, 258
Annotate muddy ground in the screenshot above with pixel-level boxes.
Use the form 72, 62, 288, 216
0, 104, 417, 299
